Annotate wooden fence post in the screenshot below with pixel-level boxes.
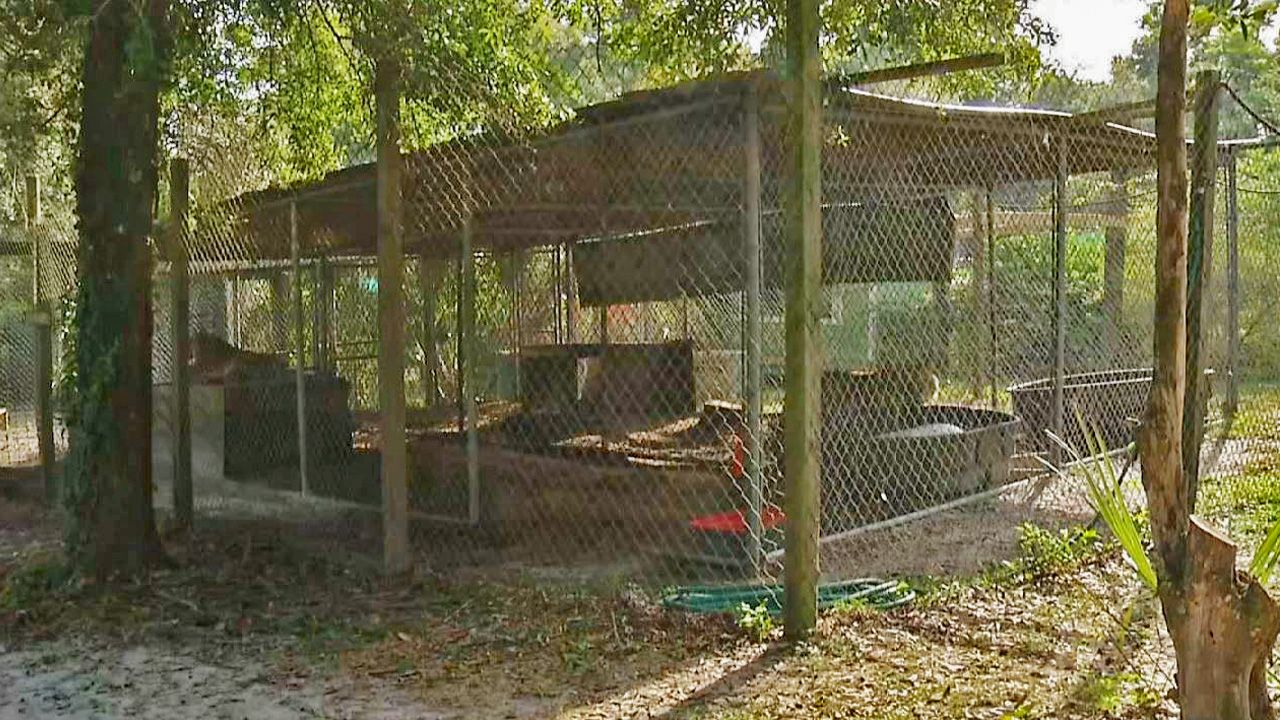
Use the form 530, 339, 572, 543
169, 159, 193, 529
376, 59, 410, 575
1184, 70, 1221, 508
783, 0, 823, 640
27, 175, 55, 503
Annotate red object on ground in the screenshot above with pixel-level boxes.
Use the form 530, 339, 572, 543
689, 506, 785, 534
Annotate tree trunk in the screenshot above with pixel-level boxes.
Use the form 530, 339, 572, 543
64, 0, 169, 577
1145, 2, 1280, 717
1173, 519, 1280, 719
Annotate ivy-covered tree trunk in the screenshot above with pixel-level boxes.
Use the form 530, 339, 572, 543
1144, 1, 1280, 717
65, 0, 169, 576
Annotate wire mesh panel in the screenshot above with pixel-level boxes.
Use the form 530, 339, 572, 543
7, 30, 1272, 605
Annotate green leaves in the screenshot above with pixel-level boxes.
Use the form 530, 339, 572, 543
1247, 518, 1280, 584
1044, 411, 1158, 592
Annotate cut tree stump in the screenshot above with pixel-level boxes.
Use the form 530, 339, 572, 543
1173, 517, 1280, 719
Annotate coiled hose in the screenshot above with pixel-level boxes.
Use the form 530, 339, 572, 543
662, 578, 915, 616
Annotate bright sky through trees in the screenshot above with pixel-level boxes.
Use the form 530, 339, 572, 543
1032, 0, 1148, 80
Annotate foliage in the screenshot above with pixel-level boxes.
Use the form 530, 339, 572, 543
734, 599, 775, 642
0, 557, 73, 612
994, 523, 1103, 584
1044, 413, 1158, 592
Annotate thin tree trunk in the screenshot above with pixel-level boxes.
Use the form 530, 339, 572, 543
65, 0, 169, 577
1144, 2, 1280, 716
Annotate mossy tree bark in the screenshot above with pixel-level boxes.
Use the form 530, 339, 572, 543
64, 0, 169, 577
1144, 2, 1280, 717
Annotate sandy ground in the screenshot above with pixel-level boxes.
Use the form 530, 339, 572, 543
0, 642, 450, 720
5, 394, 1274, 719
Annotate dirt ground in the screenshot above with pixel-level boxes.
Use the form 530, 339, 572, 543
1, 457, 1186, 720
16, 385, 1280, 719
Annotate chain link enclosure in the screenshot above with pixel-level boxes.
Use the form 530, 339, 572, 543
3, 62, 1280, 593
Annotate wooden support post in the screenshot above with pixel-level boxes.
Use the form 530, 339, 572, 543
742, 83, 765, 574
783, 0, 822, 640
418, 256, 442, 407
27, 176, 55, 502
1051, 144, 1068, 466
460, 221, 480, 525
376, 60, 410, 575
1184, 70, 1220, 508
1226, 150, 1241, 416
169, 159, 193, 529
290, 201, 310, 497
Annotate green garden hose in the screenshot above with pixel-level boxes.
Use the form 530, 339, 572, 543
662, 578, 915, 616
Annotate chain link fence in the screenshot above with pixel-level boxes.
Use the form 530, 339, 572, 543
4, 64, 1280, 592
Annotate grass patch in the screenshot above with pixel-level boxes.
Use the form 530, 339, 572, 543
1226, 383, 1280, 441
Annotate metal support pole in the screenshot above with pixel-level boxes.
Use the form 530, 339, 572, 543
1051, 143, 1068, 466
742, 84, 765, 573
461, 221, 480, 525
290, 201, 310, 497
376, 60, 409, 574
27, 176, 41, 306
985, 186, 998, 408
318, 258, 334, 373
1103, 170, 1129, 358
26, 176, 55, 502
456, 254, 465, 427
598, 305, 609, 344
1227, 150, 1241, 416
228, 273, 241, 345
783, 0, 822, 640
418, 256, 442, 407
970, 191, 988, 400
512, 252, 523, 399
311, 263, 322, 372
553, 246, 563, 345
1184, 70, 1221, 507
565, 243, 579, 344
169, 160, 193, 529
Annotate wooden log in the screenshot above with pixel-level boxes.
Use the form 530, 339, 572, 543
830, 52, 1004, 87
